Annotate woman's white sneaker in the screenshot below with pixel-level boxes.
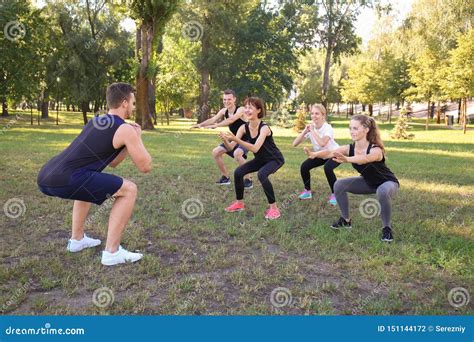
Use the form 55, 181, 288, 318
66, 234, 101, 252
101, 246, 143, 266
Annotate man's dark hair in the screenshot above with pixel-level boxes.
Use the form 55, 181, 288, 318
223, 89, 236, 97
106, 82, 135, 109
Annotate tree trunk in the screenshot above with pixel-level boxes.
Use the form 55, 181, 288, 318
457, 98, 462, 124
198, 15, 211, 123
388, 101, 392, 124
1, 97, 8, 116
81, 101, 89, 124
40, 89, 49, 118
425, 100, 430, 130
93, 101, 100, 115
463, 98, 467, 134
321, 47, 332, 109
368, 104, 373, 116
436, 100, 441, 124
41, 101, 49, 119
135, 23, 155, 129
149, 75, 157, 125
30, 106, 33, 125
430, 102, 435, 119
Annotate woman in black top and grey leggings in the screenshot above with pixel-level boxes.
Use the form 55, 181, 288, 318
219, 97, 285, 220
305, 114, 399, 242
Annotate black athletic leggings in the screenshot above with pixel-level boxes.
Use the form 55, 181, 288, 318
234, 158, 284, 204
300, 158, 340, 193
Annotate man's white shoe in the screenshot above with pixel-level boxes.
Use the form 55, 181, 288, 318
67, 234, 101, 252
101, 246, 143, 266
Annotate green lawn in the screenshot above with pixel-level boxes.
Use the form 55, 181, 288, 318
0, 110, 473, 315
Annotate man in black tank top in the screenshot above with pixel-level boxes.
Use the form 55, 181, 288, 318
191, 89, 252, 188
37, 83, 153, 266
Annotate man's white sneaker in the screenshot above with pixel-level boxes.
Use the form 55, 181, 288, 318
66, 234, 101, 252
101, 246, 143, 266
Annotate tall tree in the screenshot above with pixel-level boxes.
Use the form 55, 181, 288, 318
0, 0, 47, 116
440, 29, 474, 134
156, 17, 199, 124
55, 0, 133, 124
181, 0, 257, 122
182, 0, 317, 121
402, 0, 473, 127
130, 0, 179, 129
315, 0, 376, 108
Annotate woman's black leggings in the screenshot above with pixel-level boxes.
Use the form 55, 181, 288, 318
300, 158, 340, 193
234, 158, 284, 204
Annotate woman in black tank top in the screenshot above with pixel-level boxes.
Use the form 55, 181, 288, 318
307, 115, 399, 242
219, 97, 285, 220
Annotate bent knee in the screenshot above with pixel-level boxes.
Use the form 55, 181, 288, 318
212, 147, 224, 158
233, 150, 244, 159
257, 172, 269, 183
334, 180, 344, 193
234, 168, 244, 178
116, 179, 137, 197
324, 163, 335, 172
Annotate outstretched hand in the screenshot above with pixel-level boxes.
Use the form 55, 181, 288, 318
304, 147, 316, 159
333, 151, 348, 163
220, 131, 236, 142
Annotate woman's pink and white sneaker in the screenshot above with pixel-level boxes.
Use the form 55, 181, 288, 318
225, 201, 245, 212
265, 208, 281, 220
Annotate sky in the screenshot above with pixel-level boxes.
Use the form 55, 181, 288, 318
355, 0, 414, 43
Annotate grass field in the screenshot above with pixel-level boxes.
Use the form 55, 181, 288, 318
0, 110, 473, 315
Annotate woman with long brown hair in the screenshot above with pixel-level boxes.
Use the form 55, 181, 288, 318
305, 114, 399, 242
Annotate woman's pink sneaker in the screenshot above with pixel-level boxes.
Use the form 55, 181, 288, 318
225, 201, 245, 212
265, 207, 281, 220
